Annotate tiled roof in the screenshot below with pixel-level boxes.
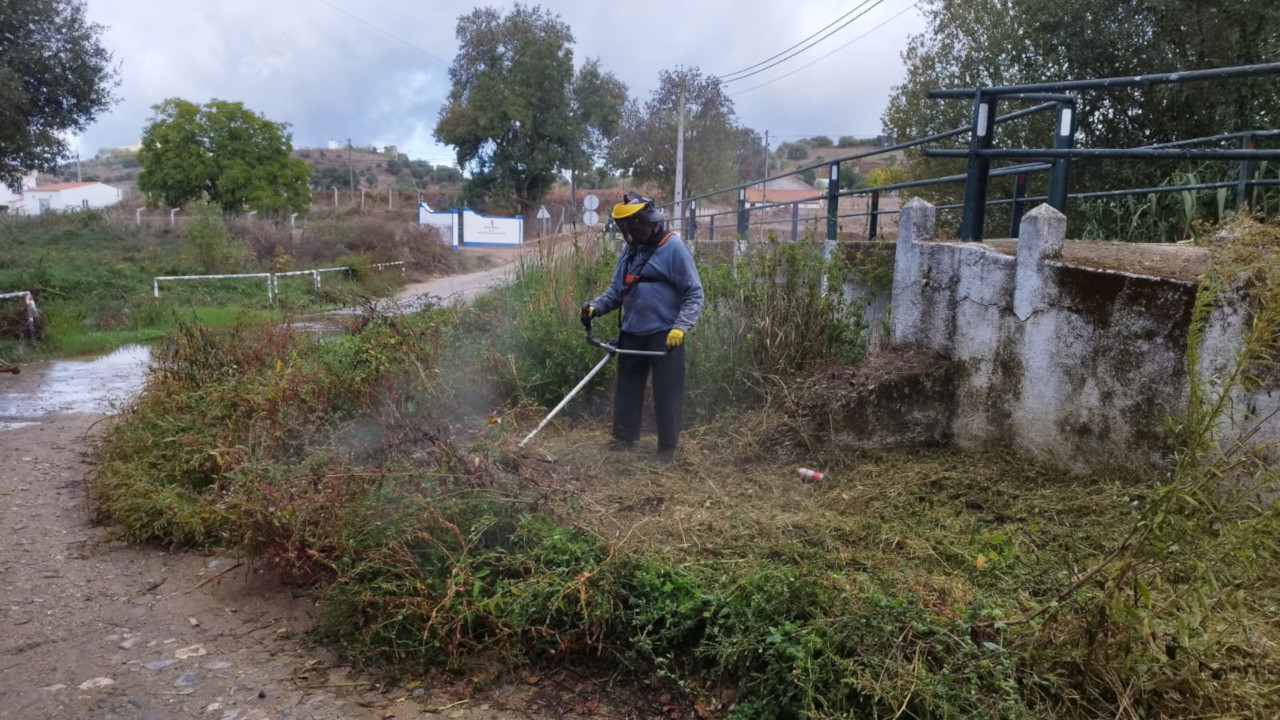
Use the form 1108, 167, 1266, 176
28, 182, 98, 192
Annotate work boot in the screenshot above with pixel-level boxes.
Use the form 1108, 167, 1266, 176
654, 447, 676, 465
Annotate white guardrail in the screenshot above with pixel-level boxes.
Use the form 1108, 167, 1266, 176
0, 291, 41, 338
152, 262, 405, 303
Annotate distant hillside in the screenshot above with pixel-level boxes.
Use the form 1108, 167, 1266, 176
53, 148, 140, 186
294, 146, 461, 192
771, 140, 905, 186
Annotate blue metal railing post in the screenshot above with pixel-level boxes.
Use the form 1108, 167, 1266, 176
709, 214, 715, 242
737, 188, 748, 241
1237, 132, 1256, 211
868, 191, 880, 240
1047, 101, 1076, 212
791, 202, 800, 242
826, 163, 840, 242
687, 199, 697, 241
959, 91, 998, 241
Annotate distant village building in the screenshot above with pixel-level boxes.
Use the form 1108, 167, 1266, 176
18, 181, 121, 216
0, 172, 38, 214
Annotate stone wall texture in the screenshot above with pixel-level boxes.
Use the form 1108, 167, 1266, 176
890, 199, 1204, 471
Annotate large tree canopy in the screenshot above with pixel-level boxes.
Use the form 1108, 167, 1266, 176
434, 4, 625, 213
884, 0, 1280, 196
569, 57, 628, 176
609, 67, 740, 199
0, 0, 119, 188
137, 99, 312, 214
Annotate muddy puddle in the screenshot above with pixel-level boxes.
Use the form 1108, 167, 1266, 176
0, 344, 151, 429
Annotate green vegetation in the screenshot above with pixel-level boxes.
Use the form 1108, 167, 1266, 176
89, 223, 1279, 718
611, 67, 743, 198
138, 98, 312, 214
434, 5, 627, 214
0, 0, 118, 187
0, 208, 461, 359
883, 0, 1280, 241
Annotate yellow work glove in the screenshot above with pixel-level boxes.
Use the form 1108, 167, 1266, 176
666, 328, 685, 349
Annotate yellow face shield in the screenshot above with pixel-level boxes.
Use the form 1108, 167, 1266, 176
611, 199, 648, 220
611, 192, 660, 244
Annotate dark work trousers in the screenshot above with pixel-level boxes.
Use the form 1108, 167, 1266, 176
612, 330, 685, 451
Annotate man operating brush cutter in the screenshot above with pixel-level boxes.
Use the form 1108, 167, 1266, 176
580, 191, 704, 464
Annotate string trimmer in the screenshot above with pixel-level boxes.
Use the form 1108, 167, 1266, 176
517, 328, 667, 449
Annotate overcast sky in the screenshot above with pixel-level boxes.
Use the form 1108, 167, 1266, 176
75, 0, 927, 165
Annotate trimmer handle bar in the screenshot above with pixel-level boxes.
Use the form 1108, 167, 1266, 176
586, 332, 670, 357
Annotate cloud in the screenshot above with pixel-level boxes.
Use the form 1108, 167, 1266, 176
75, 0, 925, 163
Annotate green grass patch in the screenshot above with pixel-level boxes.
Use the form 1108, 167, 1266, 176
0, 208, 461, 361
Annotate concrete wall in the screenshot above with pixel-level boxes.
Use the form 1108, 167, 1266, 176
890, 199, 1202, 470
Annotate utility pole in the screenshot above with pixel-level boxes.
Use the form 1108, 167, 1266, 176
346, 138, 353, 203
76, 152, 81, 182
673, 71, 686, 234
760, 131, 768, 242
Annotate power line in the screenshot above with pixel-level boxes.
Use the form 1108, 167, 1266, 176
731, 3, 920, 98
310, 0, 450, 64
720, 0, 888, 85
716, 1, 877, 82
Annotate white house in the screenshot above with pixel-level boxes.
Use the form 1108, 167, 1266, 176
20, 181, 121, 216
0, 172, 38, 214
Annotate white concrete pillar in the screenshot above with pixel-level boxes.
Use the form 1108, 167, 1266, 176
889, 197, 936, 345
1013, 204, 1066, 321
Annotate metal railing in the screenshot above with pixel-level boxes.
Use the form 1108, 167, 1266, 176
0, 291, 41, 339
153, 262, 405, 304
625, 62, 1280, 246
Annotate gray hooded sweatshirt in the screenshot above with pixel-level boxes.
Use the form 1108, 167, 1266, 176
589, 232, 704, 336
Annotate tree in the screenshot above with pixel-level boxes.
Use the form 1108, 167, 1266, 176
782, 142, 809, 161
182, 200, 242, 274
609, 67, 740, 198
137, 99, 311, 213
313, 165, 353, 191
884, 0, 1280, 197
839, 168, 865, 190
434, 5, 624, 213
733, 127, 768, 183
567, 57, 628, 177
0, 0, 119, 188
434, 166, 463, 184
865, 165, 907, 188
808, 135, 834, 148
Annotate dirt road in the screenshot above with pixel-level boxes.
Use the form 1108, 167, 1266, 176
0, 250, 627, 720
393, 260, 521, 311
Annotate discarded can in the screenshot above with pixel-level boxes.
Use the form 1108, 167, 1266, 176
797, 467, 824, 482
